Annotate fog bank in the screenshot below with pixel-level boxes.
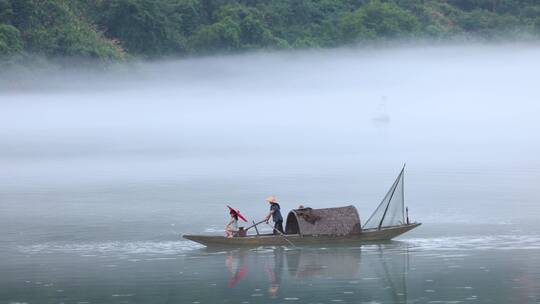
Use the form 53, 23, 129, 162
0, 43, 539, 231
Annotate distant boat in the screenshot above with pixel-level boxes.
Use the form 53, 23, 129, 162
183, 167, 421, 247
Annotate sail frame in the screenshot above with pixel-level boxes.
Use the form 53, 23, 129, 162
362, 166, 406, 230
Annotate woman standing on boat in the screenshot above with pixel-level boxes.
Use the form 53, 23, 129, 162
264, 196, 283, 234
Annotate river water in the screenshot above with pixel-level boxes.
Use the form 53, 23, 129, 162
1, 44, 540, 303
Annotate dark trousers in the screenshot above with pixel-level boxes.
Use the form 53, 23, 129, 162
273, 220, 284, 234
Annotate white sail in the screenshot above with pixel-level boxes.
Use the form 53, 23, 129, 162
362, 167, 405, 229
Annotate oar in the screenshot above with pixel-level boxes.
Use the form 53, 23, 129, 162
265, 223, 297, 248
245, 219, 266, 231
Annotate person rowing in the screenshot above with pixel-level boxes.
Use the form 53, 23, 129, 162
264, 196, 284, 235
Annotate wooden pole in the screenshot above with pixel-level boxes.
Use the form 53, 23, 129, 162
266, 223, 296, 248
252, 220, 260, 235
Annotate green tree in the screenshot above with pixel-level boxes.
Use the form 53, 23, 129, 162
360, 1, 420, 37
340, 9, 375, 42
189, 3, 284, 52
0, 0, 13, 23
0, 23, 22, 56
8, 0, 124, 59
340, 0, 420, 42
97, 0, 188, 57
457, 8, 520, 37
190, 16, 241, 52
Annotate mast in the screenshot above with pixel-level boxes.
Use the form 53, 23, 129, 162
401, 164, 405, 224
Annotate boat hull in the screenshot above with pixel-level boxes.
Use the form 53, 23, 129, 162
183, 223, 421, 247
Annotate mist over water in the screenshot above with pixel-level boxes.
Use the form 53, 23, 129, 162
1, 43, 540, 303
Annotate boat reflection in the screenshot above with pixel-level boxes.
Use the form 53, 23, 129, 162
215, 242, 410, 302
286, 248, 361, 279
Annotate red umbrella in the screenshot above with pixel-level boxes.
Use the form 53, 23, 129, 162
227, 205, 248, 222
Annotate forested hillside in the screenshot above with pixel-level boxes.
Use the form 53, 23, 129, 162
1, 0, 539, 62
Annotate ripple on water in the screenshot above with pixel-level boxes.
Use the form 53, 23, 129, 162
402, 235, 540, 251
17, 240, 203, 256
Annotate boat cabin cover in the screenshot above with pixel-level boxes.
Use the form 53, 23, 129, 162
285, 206, 362, 236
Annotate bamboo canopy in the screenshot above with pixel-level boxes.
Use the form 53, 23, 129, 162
285, 206, 362, 236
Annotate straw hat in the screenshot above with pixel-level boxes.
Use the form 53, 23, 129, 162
266, 196, 277, 203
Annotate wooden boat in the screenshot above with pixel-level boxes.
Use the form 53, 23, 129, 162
183, 166, 421, 247
183, 223, 421, 246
